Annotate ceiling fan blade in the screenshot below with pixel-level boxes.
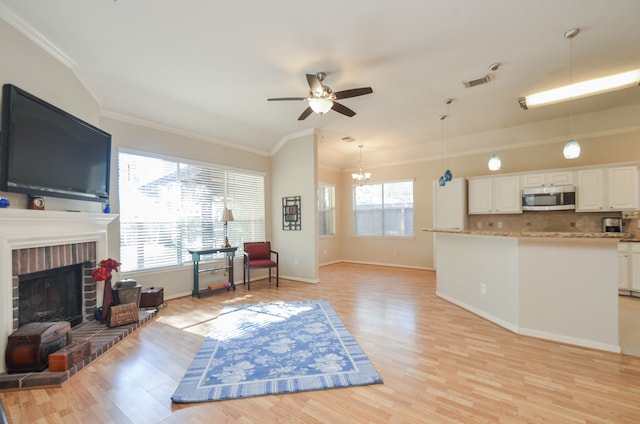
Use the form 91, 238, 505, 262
306, 74, 323, 95
331, 102, 356, 117
298, 106, 313, 120
333, 87, 373, 100
267, 97, 307, 101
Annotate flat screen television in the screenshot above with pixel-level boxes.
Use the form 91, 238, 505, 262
0, 84, 111, 202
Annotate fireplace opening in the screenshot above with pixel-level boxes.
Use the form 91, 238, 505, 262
19, 263, 86, 328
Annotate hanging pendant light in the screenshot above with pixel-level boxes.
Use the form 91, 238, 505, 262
352, 144, 371, 185
563, 28, 581, 159
563, 139, 581, 159
488, 63, 502, 171
439, 99, 453, 184
488, 154, 502, 171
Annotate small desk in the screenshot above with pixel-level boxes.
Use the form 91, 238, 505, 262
188, 247, 237, 298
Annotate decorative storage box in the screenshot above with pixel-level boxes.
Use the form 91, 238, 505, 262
48, 340, 92, 372
107, 303, 139, 328
113, 278, 142, 306
140, 287, 164, 308
5, 321, 72, 373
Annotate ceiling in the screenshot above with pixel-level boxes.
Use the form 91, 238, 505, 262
1, 0, 639, 170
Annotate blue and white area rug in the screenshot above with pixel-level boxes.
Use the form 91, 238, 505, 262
171, 300, 383, 403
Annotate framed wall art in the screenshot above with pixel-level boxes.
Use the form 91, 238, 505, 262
282, 196, 301, 231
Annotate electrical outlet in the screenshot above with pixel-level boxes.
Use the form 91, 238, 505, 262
497, 221, 503, 228
480, 283, 487, 295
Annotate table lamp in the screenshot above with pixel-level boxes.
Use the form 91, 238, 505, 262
221, 208, 234, 248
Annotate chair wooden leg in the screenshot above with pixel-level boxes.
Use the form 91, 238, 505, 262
276, 265, 279, 287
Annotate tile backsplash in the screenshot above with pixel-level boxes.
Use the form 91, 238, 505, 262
468, 210, 640, 237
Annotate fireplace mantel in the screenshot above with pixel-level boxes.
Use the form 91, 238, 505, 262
0, 209, 118, 373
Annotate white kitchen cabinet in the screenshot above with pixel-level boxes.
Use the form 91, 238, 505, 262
576, 168, 605, 211
631, 244, 640, 292
521, 171, 574, 188
468, 175, 521, 214
608, 165, 639, 210
577, 165, 639, 212
618, 243, 630, 290
619, 242, 640, 294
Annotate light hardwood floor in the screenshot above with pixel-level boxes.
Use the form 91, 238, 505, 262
2, 263, 640, 423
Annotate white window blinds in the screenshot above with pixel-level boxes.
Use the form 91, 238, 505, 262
353, 181, 414, 237
118, 151, 265, 272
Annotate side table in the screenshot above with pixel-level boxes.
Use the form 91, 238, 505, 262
188, 246, 237, 298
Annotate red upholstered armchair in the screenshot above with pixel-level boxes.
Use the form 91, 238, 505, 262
243, 242, 279, 290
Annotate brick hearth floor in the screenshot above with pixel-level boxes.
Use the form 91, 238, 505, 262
0, 310, 156, 390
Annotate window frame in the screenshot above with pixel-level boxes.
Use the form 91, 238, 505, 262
117, 148, 266, 273
352, 179, 414, 238
318, 183, 336, 237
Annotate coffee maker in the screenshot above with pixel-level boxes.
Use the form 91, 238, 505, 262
602, 217, 622, 233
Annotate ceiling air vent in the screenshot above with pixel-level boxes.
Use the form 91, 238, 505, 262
463, 74, 491, 88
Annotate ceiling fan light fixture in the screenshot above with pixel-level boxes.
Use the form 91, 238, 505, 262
308, 97, 333, 114
519, 69, 640, 109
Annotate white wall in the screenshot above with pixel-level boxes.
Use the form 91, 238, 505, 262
435, 232, 620, 352
518, 238, 619, 351
435, 233, 519, 330
0, 19, 102, 213
271, 131, 319, 282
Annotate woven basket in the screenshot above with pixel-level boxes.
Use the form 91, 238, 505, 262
107, 303, 139, 328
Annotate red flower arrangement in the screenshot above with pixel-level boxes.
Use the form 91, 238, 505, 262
92, 258, 121, 282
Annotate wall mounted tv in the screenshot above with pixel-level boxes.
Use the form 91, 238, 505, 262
0, 84, 111, 202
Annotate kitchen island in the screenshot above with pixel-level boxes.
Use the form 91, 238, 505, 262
427, 229, 631, 352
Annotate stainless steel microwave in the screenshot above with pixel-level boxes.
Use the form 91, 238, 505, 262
522, 185, 576, 211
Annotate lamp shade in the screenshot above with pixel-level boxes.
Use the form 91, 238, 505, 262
308, 97, 333, 114
221, 208, 234, 222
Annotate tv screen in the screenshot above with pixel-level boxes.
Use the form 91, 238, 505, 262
0, 84, 111, 202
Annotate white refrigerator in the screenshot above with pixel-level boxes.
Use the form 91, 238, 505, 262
432, 177, 467, 230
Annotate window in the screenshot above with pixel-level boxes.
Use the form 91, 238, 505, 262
318, 184, 335, 236
118, 151, 265, 272
353, 181, 413, 237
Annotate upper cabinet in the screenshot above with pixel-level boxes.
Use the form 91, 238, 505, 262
468, 175, 521, 214
521, 171, 574, 188
577, 165, 639, 212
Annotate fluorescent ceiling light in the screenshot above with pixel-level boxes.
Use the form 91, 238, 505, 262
519, 69, 640, 109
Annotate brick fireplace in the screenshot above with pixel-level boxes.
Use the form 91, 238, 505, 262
0, 209, 117, 374
12, 242, 98, 331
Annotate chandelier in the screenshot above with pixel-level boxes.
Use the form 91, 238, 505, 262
352, 144, 371, 185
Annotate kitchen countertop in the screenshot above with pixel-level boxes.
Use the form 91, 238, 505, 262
422, 228, 635, 240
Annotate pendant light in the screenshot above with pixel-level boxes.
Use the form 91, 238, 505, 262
439, 98, 453, 186
487, 63, 502, 171
563, 28, 581, 159
488, 154, 502, 171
